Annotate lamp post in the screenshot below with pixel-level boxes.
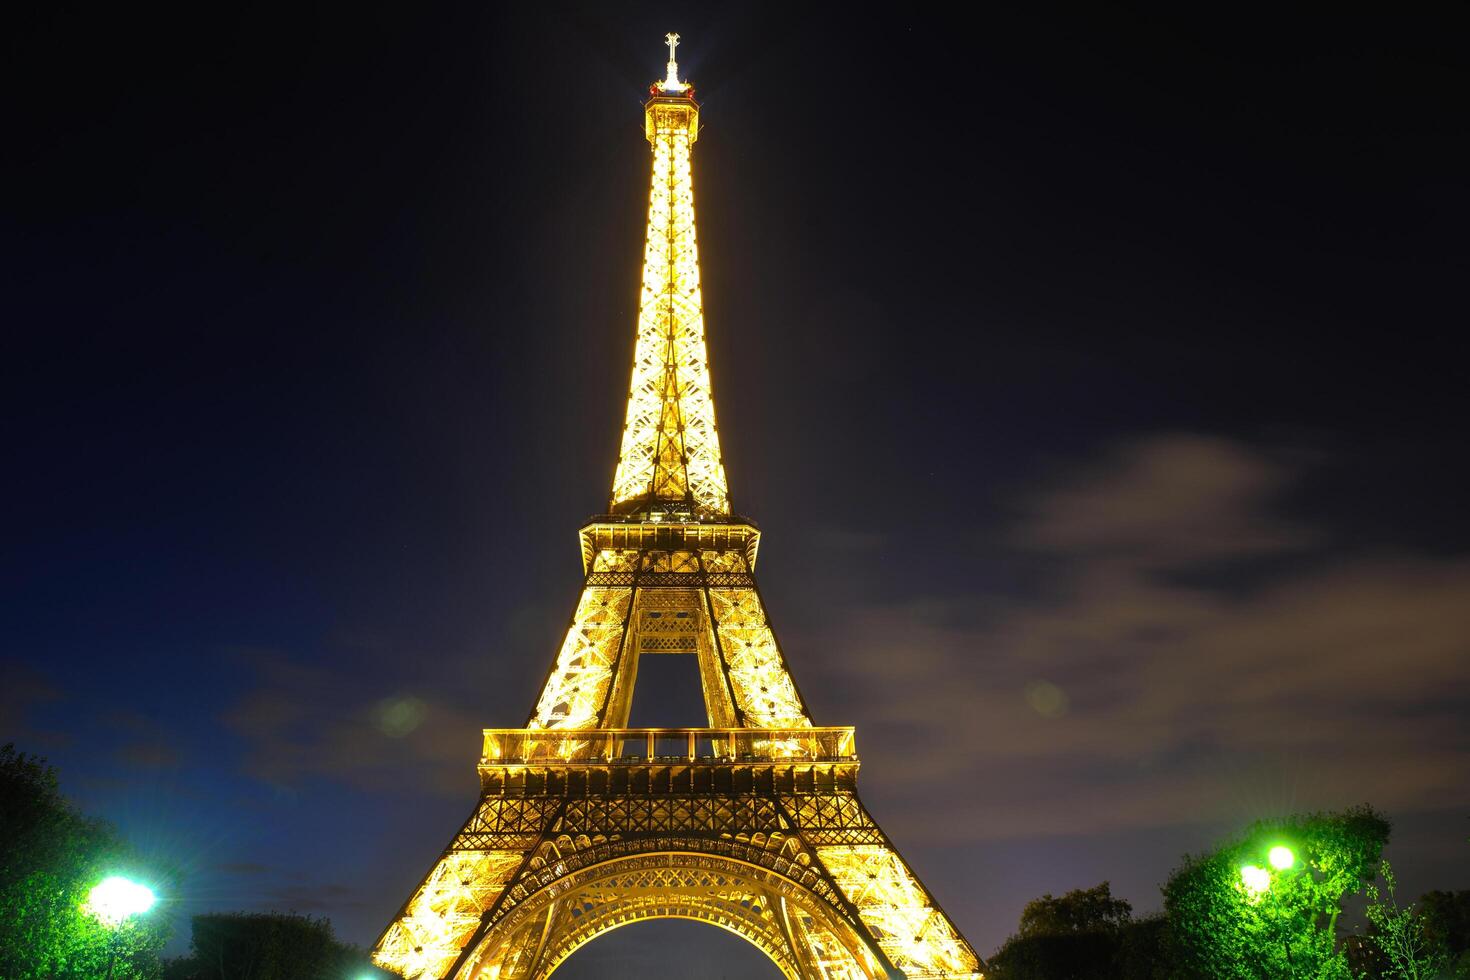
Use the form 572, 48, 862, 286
83, 875, 157, 980
1240, 845, 1298, 976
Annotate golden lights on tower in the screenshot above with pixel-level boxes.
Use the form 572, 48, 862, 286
610, 31, 727, 517
372, 37, 983, 980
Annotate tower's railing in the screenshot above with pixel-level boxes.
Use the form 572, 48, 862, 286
481, 727, 855, 765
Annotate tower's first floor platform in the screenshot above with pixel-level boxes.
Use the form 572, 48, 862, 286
374, 727, 983, 980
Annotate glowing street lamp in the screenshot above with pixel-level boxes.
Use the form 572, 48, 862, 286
1240, 844, 1298, 900
85, 875, 156, 927
1269, 845, 1296, 871
83, 876, 157, 980
1240, 845, 1306, 974
1240, 863, 1272, 898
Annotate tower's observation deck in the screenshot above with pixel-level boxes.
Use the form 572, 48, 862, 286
373, 35, 984, 980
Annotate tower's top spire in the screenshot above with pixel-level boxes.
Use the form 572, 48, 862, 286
610, 35, 726, 518
659, 32, 690, 94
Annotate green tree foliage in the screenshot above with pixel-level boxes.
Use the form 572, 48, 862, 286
162, 911, 385, 979
1017, 882, 1135, 937
1358, 860, 1453, 979
1163, 805, 1390, 980
1114, 914, 1174, 980
0, 743, 172, 978
987, 882, 1172, 979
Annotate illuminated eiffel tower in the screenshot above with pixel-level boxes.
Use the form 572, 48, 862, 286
373, 36, 983, 980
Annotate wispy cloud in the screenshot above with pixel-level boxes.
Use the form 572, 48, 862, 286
266, 881, 370, 914
0, 661, 68, 748
214, 434, 1470, 846
104, 707, 184, 770
1015, 434, 1316, 566
818, 434, 1470, 840
222, 648, 481, 796
0, 670, 186, 767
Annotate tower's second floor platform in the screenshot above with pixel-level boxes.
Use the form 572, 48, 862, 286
578, 515, 761, 574
477, 726, 859, 796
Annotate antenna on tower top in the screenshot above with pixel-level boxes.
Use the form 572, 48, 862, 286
659, 32, 690, 93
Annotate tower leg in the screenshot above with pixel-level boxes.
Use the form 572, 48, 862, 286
783, 793, 983, 979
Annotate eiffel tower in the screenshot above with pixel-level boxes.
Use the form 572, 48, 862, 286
373, 36, 983, 980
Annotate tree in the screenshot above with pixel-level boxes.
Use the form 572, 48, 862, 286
1163, 804, 1390, 980
1416, 890, 1470, 978
163, 911, 386, 979
0, 744, 172, 978
1114, 914, 1174, 980
1016, 882, 1134, 938
1358, 860, 1452, 979
987, 882, 1169, 980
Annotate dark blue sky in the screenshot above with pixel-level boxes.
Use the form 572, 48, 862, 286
4, 4, 1468, 973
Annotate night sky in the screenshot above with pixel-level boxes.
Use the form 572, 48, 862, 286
4, 4, 1468, 975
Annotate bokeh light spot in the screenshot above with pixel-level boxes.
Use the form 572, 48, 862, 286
1024, 680, 1069, 719
374, 696, 427, 738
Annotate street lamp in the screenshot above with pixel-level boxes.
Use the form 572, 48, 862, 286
1239, 845, 1302, 975
83, 875, 157, 980
1269, 845, 1295, 871
1239, 844, 1298, 898
1240, 863, 1272, 899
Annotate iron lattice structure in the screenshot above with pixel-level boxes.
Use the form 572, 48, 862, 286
374, 37, 983, 980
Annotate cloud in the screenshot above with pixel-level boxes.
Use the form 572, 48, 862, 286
0, 670, 183, 767
0, 661, 68, 748
102, 708, 184, 770
266, 881, 368, 913
214, 434, 1470, 847
115, 740, 182, 769
818, 434, 1470, 841
1015, 434, 1317, 567
222, 649, 482, 796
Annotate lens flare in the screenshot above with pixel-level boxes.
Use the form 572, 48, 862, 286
84, 875, 156, 928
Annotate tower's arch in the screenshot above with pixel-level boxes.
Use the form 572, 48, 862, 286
545, 915, 788, 980
458, 850, 887, 980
